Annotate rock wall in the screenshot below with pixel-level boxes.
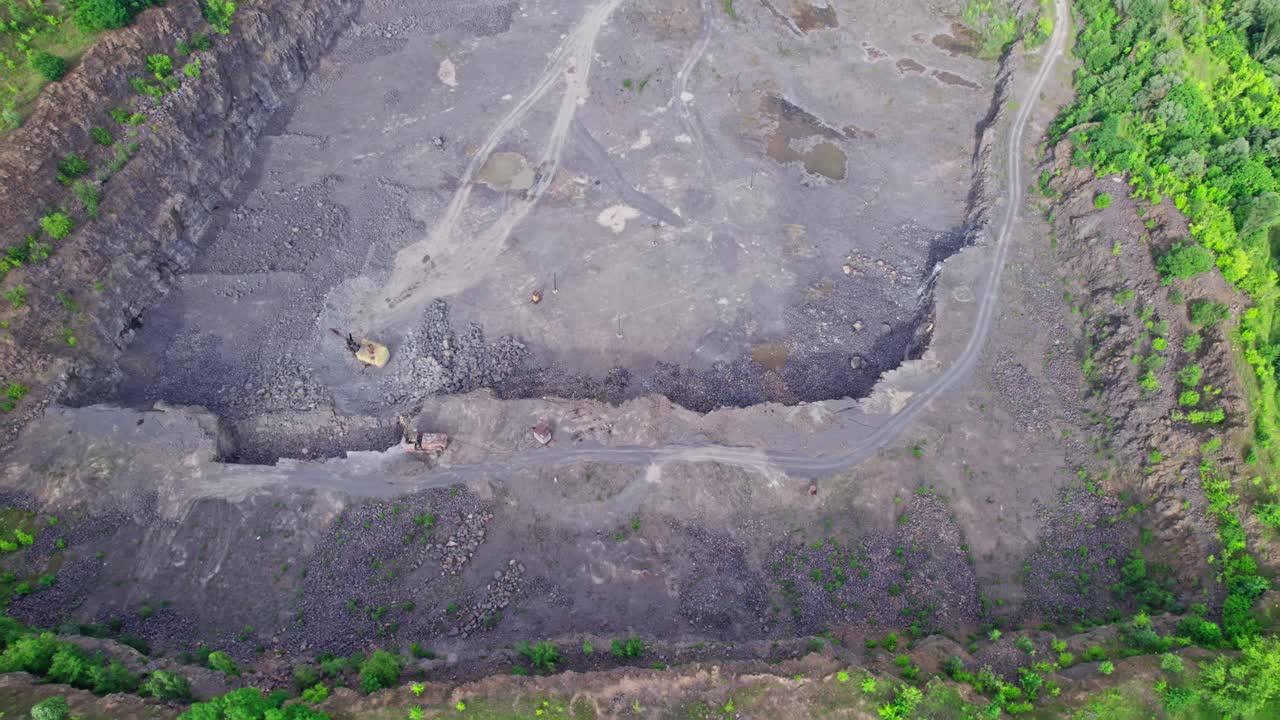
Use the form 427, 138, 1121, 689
0, 0, 360, 434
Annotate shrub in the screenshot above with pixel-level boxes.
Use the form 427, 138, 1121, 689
183, 59, 203, 79
358, 650, 401, 693
91, 127, 113, 146
73, 182, 100, 219
72, 0, 131, 31
1093, 192, 1113, 209
56, 154, 89, 184
46, 645, 90, 686
1189, 299, 1229, 328
207, 651, 240, 676
191, 33, 214, 51
1179, 390, 1201, 407
4, 286, 28, 309
1160, 653, 1184, 674
176, 688, 328, 720
408, 642, 435, 659
1199, 636, 1280, 718
1015, 636, 1035, 653
142, 670, 191, 700
146, 54, 173, 80
30, 52, 68, 82
1256, 503, 1280, 529
1178, 364, 1203, 387
89, 660, 138, 694
30, 696, 69, 720
293, 663, 320, 689
611, 637, 645, 659
1098, 661, 1114, 675
1157, 242, 1215, 279
1083, 644, 1106, 662
201, 0, 238, 33
881, 631, 899, 652
301, 683, 329, 703
515, 641, 560, 673
0, 632, 60, 674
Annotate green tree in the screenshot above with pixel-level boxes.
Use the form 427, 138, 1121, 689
30, 695, 69, 720
72, 0, 131, 31
1157, 242, 1216, 279
200, 0, 237, 33
207, 651, 240, 676
358, 650, 401, 693
1199, 636, 1280, 717
142, 670, 192, 700
45, 645, 90, 686
89, 660, 138, 694
30, 52, 67, 82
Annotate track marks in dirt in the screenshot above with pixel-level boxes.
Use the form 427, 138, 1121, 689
379, 0, 625, 316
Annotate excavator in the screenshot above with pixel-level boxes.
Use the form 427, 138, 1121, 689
329, 328, 389, 368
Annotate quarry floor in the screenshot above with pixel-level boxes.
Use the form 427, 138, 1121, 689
0, 0, 1142, 685
105, 0, 998, 462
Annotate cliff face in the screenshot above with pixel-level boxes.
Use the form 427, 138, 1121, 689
0, 0, 360, 430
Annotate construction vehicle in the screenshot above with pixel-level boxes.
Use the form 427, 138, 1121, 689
398, 416, 449, 457
329, 328, 390, 368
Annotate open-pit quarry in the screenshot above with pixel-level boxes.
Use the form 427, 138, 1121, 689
1, 0, 1270, 718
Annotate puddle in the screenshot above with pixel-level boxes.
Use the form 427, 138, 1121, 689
751, 343, 789, 371
760, 96, 848, 181
931, 69, 980, 89
896, 58, 926, 74
932, 22, 979, 57
792, 1, 838, 31
477, 151, 535, 191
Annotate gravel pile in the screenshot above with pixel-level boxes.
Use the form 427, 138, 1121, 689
456, 560, 525, 639
291, 487, 493, 654
766, 497, 979, 637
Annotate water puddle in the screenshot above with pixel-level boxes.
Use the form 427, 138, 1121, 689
792, 1, 838, 31
477, 151, 535, 191
896, 58, 926, 74
931, 69, 980, 89
932, 22, 979, 57
751, 343, 790, 371
759, 96, 848, 181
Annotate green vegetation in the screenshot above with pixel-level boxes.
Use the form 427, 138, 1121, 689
1157, 242, 1216, 279
962, 0, 1018, 59
515, 640, 560, 673
1093, 192, 1113, 209
38, 211, 72, 240
29, 52, 66, 82
201, 0, 238, 34
611, 636, 645, 659
142, 670, 192, 700
30, 696, 69, 720
177, 688, 330, 719
206, 651, 240, 676
1054, 0, 1280, 472
358, 650, 401, 693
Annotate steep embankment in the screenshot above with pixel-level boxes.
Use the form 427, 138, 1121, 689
0, 0, 359, 440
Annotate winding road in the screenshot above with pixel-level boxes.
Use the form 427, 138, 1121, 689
324, 0, 1071, 493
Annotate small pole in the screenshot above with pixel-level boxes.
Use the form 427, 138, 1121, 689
616, 318, 623, 338
552, 273, 558, 294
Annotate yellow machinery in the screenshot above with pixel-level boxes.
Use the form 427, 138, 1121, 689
330, 328, 389, 367
355, 339, 389, 367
